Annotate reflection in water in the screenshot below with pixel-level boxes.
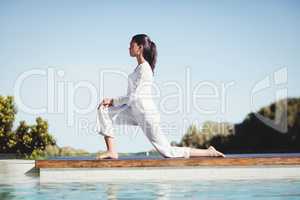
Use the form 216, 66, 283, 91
155, 182, 171, 200
0, 185, 16, 200
1, 179, 300, 200
105, 183, 119, 200
103, 182, 172, 200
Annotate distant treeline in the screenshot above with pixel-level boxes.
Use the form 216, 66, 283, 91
175, 98, 300, 153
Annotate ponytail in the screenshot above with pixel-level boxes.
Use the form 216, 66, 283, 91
149, 41, 157, 75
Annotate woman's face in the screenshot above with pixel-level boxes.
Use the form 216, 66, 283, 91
129, 40, 141, 57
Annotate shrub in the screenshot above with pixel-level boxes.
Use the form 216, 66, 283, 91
0, 95, 56, 158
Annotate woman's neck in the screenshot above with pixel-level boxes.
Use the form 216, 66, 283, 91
136, 56, 146, 65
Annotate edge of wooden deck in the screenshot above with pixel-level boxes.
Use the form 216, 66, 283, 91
35, 155, 300, 169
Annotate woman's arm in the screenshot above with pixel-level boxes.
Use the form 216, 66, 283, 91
112, 95, 129, 107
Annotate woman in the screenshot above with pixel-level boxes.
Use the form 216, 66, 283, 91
96, 34, 225, 159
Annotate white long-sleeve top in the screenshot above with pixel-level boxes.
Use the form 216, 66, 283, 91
112, 61, 155, 110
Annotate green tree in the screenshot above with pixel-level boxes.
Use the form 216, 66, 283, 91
0, 95, 56, 157
0, 96, 17, 153
178, 97, 300, 153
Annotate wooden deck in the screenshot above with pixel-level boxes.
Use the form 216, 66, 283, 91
35, 153, 300, 169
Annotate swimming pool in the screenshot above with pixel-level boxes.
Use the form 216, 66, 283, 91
1, 179, 300, 200
1, 156, 300, 200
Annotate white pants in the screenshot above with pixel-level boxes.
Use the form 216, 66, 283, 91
96, 104, 191, 158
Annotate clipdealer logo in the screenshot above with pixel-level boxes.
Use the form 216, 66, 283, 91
250, 67, 288, 133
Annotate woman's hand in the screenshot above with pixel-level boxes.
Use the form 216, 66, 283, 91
98, 98, 113, 109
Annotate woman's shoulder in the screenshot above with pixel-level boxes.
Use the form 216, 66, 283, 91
140, 61, 152, 72
131, 61, 153, 78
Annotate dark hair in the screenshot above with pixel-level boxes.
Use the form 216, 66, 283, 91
131, 34, 157, 75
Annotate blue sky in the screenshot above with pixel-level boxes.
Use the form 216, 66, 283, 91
1, 0, 299, 153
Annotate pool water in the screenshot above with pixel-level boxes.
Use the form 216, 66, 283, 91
1, 179, 300, 200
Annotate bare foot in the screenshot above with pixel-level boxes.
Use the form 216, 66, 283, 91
96, 151, 119, 159
207, 146, 226, 157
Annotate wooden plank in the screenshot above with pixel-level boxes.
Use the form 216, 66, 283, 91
35, 154, 300, 169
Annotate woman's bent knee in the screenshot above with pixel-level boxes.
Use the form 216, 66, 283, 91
98, 105, 106, 112
99, 131, 115, 138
